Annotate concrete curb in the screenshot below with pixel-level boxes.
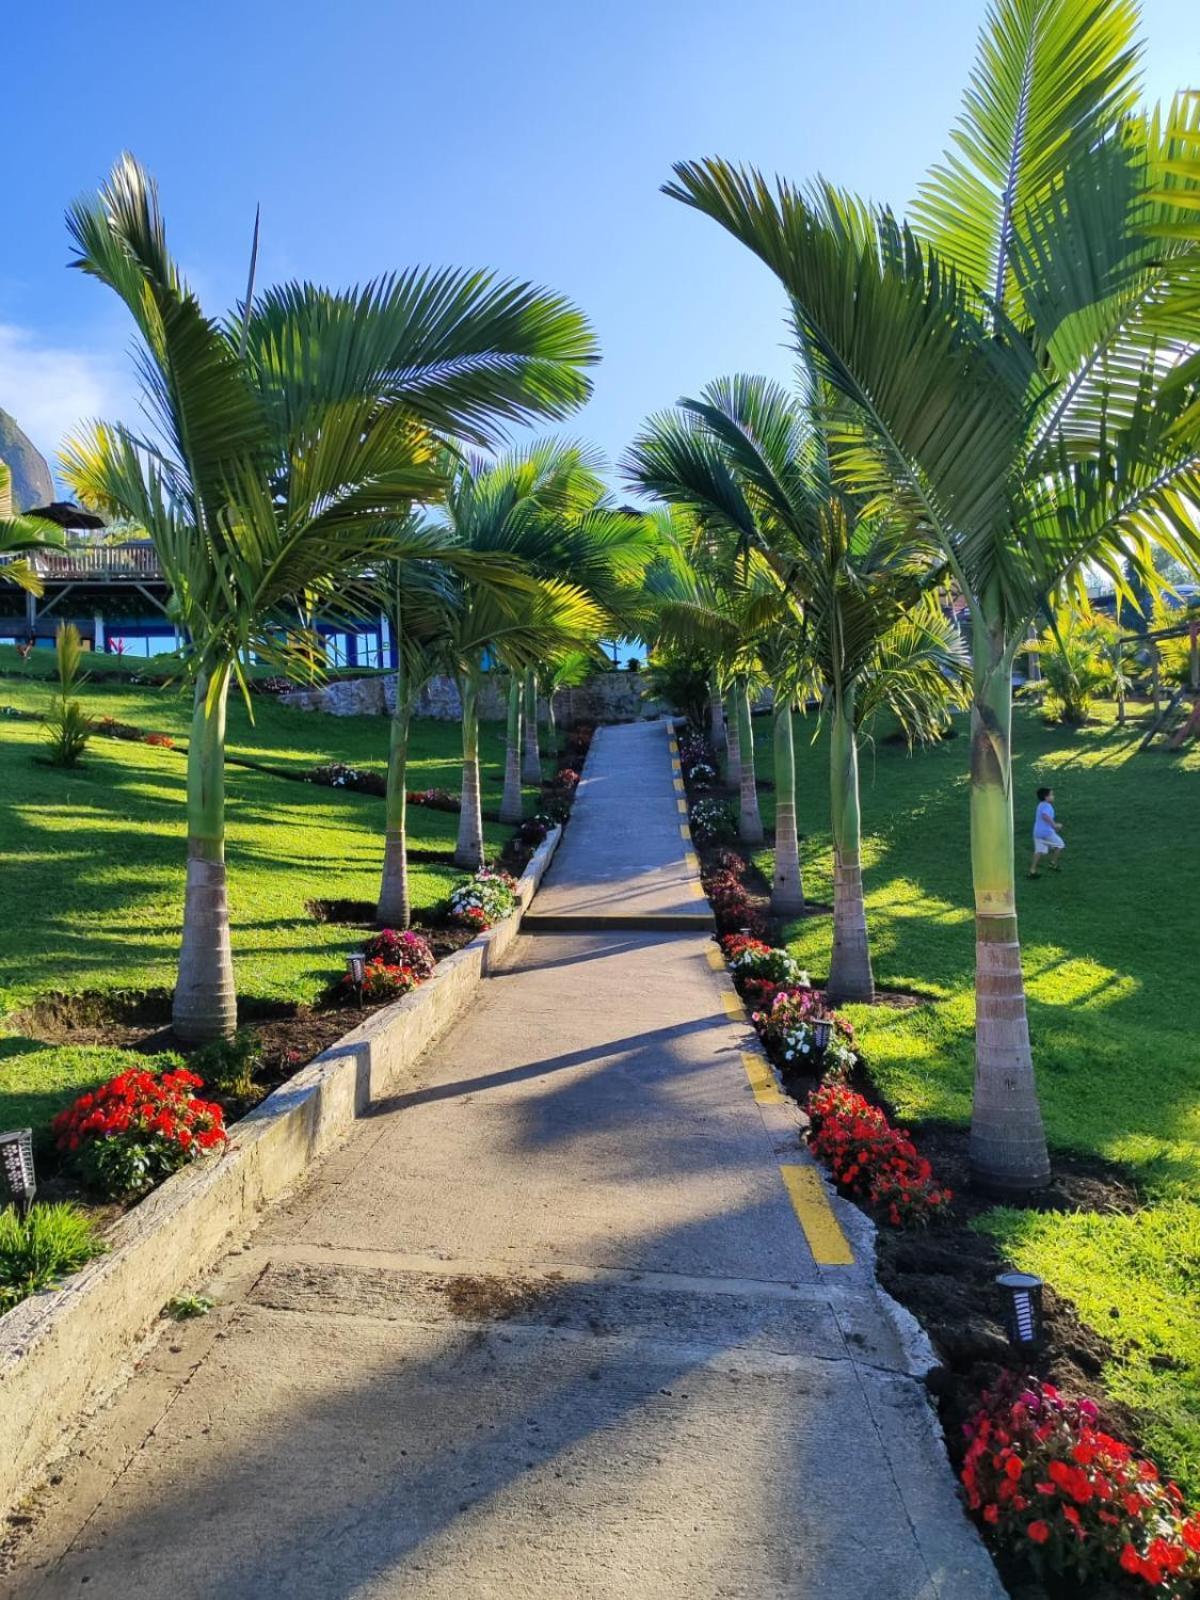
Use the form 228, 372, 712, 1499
0, 826, 563, 1517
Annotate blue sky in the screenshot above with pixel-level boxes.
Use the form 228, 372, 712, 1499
3, 0, 1196, 486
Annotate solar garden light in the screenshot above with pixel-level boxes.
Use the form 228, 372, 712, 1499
810, 1017, 833, 1055
346, 952, 366, 1000
0, 1128, 37, 1217
996, 1270, 1045, 1350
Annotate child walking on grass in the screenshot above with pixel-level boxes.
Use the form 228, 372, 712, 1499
1029, 786, 1065, 878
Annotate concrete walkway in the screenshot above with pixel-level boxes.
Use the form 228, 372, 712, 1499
1, 722, 1000, 1600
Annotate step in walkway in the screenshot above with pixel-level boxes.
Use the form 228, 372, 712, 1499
1, 722, 1001, 1600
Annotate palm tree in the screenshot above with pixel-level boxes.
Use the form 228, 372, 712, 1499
664, 1, 1200, 1187
420, 444, 616, 868
61, 155, 598, 1041
628, 376, 966, 996
635, 512, 770, 846
0, 460, 66, 593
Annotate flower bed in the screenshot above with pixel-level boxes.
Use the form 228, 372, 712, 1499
305, 762, 386, 796
962, 1377, 1200, 1595
52, 1066, 228, 1200
447, 867, 520, 931
690, 797, 738, 846
806, 1082, 951, 1227
406, 786, 460, 812
721, 933, 809, 988
751, 987, 859, 1078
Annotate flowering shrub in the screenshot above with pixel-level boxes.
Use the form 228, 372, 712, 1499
690, 799, 738, 845
805, 1083, 950, 1226
447, 867, 519, 929
341, 959, 420, 1004
519, 813, 554, 847
721, 934, 809, 988
52, 1067, 228, 1199
710, 846, 748, 874
407, 787, 460, 812
96, 715, 147, 742
555, 767, 581, 790
143, 731, 174, 749
308, 762, 386, 796
686, 761, 717, 788
753, 988, 856, 1077
703, 867, 766, 936
250, 675, 293, 696
962, 1377, 1200, 1594
364, 928, 436, 980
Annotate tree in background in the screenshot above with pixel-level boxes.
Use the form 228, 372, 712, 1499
665, 2, 1200, 1187
629, 375, 967, 993
62, 155, 597, 1039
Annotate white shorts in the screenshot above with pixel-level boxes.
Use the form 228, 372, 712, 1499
1033, 833, 1064, 855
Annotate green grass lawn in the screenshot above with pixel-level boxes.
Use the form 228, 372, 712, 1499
0, 673, 543, 1021
747, 704, 1200, 1492
0, 670, 552, 1149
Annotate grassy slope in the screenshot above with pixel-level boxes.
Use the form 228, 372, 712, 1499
0, 675, 538, 1018
747, 705, 1200, 1491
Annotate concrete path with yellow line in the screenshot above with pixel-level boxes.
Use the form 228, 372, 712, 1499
1, 722, 1001, 1600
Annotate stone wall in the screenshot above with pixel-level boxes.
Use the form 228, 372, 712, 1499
281, 671, 665, 724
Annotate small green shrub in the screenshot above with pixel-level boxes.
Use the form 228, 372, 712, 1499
0, 1202, 104, 1313
190, 1029, 264, 1100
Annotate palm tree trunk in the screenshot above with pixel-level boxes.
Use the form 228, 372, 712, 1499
724, 691, 741, 788
376, 645, 412, 928
967, 626, 1050, 1192
173, 666, 237, 1042
455, 675, 485, 869
521, 666, 542, 784
826, 691, 874, 1004
546, 690, 557, 755
735, 679, 763, 844
710, 677, 725, 746
500, 676, 524, 824
770, 696, 804, 915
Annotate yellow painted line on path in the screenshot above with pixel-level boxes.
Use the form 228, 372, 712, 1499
690, 880, 706, 900
742, 1051, 784, 1105
680, 823, 691, 840
673, 778, 685, 795
780, 1166, 854, 1265
705, 946, 725, 971
721, 991, 747, 1021
671, 759, 682, 774
677, 798, 688, 815
684, 850, 699, 872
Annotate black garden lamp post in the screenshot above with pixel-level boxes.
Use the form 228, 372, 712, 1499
996, 1270, 1045, 1350
346, 952, 366, 1004
0, 1128, 37, 1217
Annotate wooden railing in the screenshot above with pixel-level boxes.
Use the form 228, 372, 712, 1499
29, 545, 163, 581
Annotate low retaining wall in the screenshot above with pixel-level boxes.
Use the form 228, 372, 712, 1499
281, 670, 665, 723
0, 829, 562, 1516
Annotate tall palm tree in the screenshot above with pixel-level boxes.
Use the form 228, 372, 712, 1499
628, 375, 967, 1000
664, 1, 1200, 1187
61, 154, 598, 1041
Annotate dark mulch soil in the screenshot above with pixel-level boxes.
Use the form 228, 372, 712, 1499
794, 1072, 1148, 1600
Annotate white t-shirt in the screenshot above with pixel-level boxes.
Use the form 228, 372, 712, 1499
1033, 801, 1057, 841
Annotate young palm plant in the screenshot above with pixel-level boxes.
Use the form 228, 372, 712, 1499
664, 1, 1200, 1188
61, 154, 598, 1041
628, 375, 967, 1001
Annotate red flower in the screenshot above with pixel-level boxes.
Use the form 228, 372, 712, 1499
1027, 1521, 1051, 1545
